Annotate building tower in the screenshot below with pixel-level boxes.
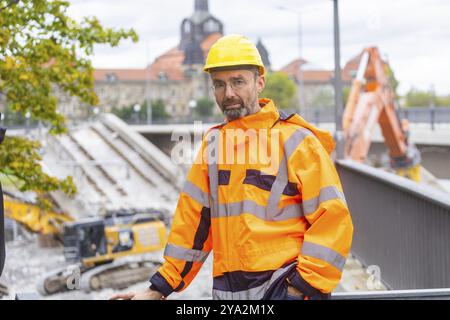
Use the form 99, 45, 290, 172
180, 0, 224, 65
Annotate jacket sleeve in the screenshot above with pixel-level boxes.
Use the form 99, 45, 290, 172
288, 134, 353, 297
149, 139, 212, 297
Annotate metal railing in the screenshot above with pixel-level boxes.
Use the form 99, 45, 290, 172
401, 106, 450, 124
301, 106, 450, 126
332, 288, 450, 300
2, 106, 449, 128
121, 106, 450, 126
336, 159, 450, 290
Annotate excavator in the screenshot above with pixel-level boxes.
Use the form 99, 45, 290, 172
342, 46, 421, 182
3, 190, 168, 295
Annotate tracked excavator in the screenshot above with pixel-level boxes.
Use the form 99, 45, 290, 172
3, 190, 168, 295
343, 47, 421, 182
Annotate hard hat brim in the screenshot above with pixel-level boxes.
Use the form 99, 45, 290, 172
204, 62, 265, 76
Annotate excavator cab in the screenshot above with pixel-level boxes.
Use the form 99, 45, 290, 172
63, 219, 108, 264
38, 209, 167, 295
62, 209, 168, 266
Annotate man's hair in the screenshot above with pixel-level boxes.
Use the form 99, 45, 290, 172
209, 65, 260, 79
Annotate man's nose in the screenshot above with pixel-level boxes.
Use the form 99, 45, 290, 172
225, 83, 237, 99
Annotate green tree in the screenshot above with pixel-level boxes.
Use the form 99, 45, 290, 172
147, 99, 169, 121
404, 88, 450, 108
437, 95, 450, 107
112, 100, 170, 122
311, 88, 334, 108
385, 65, 400, 99
0, 0, 138, 208
194, 98, 214, 117
111, 105, 134, 122
404, 88, 434, 107
343, 86, 351, 105
261, 72, 297, 110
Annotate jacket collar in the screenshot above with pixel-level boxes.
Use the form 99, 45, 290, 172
222, 98, 280, 130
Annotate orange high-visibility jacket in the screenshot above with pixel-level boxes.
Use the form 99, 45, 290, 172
150, 99, 353, 300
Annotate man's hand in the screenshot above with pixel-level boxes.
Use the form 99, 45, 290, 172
110, 287, 164, 300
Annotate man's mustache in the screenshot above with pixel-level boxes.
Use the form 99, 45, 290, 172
222, 99, 244, 108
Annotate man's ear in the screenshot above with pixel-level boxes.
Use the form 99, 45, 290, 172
257, 75, 266, 94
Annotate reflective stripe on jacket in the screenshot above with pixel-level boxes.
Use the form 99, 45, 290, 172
150, 98, 353, 300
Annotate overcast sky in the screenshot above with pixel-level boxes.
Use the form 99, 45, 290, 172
67, 0, 450, 95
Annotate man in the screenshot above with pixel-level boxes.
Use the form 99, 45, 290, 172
111, 34, 353, 300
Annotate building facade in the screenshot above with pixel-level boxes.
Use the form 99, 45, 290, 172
90, 0, 272, 120
50, 0, 360, 121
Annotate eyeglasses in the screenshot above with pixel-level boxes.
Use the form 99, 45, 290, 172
211, 78, 248, 94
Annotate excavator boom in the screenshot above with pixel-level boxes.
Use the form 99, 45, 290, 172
342, 47, 421, 181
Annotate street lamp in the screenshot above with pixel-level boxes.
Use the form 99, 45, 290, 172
276, 5, 306, 117
25, 111, 31, 135
133, 103, 141, 124
189, 99, 197, 120
145, 40, 156, 125
189, 99, 197, 109
144, 36, 172, 125
429, 84, 436, 131
332, 0, 345, 160
145, 62, 152, 125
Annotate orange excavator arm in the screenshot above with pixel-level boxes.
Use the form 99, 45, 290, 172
342, 47, 421, 181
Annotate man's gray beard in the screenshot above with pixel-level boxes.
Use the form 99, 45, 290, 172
223, 106, 249, 121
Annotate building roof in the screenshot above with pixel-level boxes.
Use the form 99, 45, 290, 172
342, 52, 362, 82
281, 58, 334, 83
280, 53, 375, 84
93, 68, 149, 82
94, 50, 363, 85
280, 58, 308, 81
94, 32, 222, 83
149, 47, 186, 81
200, 32, 222, 53
342, 50, 390, 83
303, 70, 334, 83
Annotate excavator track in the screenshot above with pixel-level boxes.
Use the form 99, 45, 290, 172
80, 260, 161, 292
36, 264, 86, 296
36, 259, 161, 295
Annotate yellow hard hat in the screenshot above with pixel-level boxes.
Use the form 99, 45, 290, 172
204, 34, 265, 76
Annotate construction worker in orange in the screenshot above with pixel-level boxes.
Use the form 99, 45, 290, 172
111, 34, 354, 300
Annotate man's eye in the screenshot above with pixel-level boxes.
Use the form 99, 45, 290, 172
234, 79, 245, 86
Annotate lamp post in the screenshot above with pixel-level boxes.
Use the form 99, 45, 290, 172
276, 5, 306, 117
429, 84, 436, 131
145, 40, 153, 125
189, 99, 197, 121
133, 103, 141, 124
332, 0, 345, 160
24, 111, 31, 135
